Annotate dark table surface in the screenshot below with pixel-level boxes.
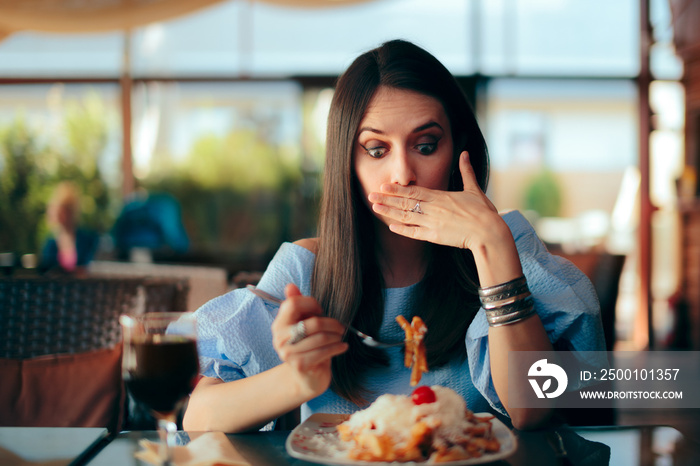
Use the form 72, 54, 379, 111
3, 424, 700, 466
0, 426, 109, 465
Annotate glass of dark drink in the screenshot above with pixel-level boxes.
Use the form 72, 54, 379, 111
120, 312, 199, 465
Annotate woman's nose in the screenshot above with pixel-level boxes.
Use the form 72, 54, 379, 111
390, 150, 416, 186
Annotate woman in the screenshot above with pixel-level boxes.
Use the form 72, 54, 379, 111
39, 181, 99, 273
183, 40, 604, 433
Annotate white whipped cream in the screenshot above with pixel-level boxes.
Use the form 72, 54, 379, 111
341, 386, 474, 445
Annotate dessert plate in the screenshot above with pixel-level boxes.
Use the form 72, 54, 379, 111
285, 413, 517, 465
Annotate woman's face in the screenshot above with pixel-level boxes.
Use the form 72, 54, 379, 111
353, 86, 454, 227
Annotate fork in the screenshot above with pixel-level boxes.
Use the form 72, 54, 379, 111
246, 285, 404, 348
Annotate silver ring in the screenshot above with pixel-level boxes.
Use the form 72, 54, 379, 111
289, 320, 307, 344
410, 201, 423, 214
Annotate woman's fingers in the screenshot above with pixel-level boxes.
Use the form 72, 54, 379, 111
377, 182, 435, 203
368, 175, 437, 224
274, 285, 321, 328
286, 327, 346, 351
284, 282, 302, 299
284, 342, 348, 391
274, 315, 346, 348
301, 315, 346, 337
372, 202, 426, 226
458, 151, 480, 193
267, 284, 347, 398
271, 288, 346, 357
365, 150, 503, 249
388, 223, 428, 241
277, 332, 349, 367
276, 319, 349, 374
369, 187, 431, 225
369, 191, 427, 212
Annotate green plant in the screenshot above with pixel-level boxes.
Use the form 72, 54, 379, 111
0, 117, 52, 253
523, 169, 562, 218
57, 92, 114, 232
0, 92, 116, 254
141, 127, 315, 262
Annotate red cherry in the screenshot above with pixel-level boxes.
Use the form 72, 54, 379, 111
411, 386, 436, 405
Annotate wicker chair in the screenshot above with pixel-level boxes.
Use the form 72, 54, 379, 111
0, 275, 189, 432
0, 276, 144, 359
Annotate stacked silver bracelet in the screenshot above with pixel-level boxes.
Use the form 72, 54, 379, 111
478, 276, 536, 327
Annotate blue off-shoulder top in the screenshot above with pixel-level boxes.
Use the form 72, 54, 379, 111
194, 211, 605, 426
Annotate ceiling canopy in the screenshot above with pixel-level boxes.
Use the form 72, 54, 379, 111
0, 0, 374, 41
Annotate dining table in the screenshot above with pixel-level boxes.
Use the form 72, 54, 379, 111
0, 426, 109, 465
2, 422, 699, 466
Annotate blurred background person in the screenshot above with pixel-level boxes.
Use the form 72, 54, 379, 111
111, 188, 189, 262
38, 181, 99, 274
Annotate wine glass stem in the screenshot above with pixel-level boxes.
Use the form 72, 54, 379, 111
157, 415, 177, 466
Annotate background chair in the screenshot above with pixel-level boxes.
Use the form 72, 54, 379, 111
552, 250, 626, 352
0, 275, 189, 432
552, 251, 626, 427
89, 261, 225, 312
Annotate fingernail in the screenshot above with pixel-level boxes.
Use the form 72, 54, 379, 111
368, 192, 379, 202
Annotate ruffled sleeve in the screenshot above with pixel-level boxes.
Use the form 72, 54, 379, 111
194, 242, 316, 382
466, 211, 605, 415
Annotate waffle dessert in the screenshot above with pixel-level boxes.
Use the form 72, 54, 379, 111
336, 385, 500, 463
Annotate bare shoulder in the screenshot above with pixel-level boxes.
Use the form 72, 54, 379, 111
293, 238, 319, 254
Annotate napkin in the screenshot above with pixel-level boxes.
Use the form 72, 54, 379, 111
135, 432, 251, 466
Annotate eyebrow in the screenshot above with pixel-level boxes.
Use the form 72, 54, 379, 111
358, 121, 444, 136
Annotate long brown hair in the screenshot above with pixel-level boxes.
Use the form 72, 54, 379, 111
312, 40, 490, 405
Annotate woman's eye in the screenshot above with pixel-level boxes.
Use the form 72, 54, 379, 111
416, 143, 437, 155
364, 146, 387, 158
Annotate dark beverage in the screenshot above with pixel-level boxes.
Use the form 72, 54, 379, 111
124, 335, 199, 414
